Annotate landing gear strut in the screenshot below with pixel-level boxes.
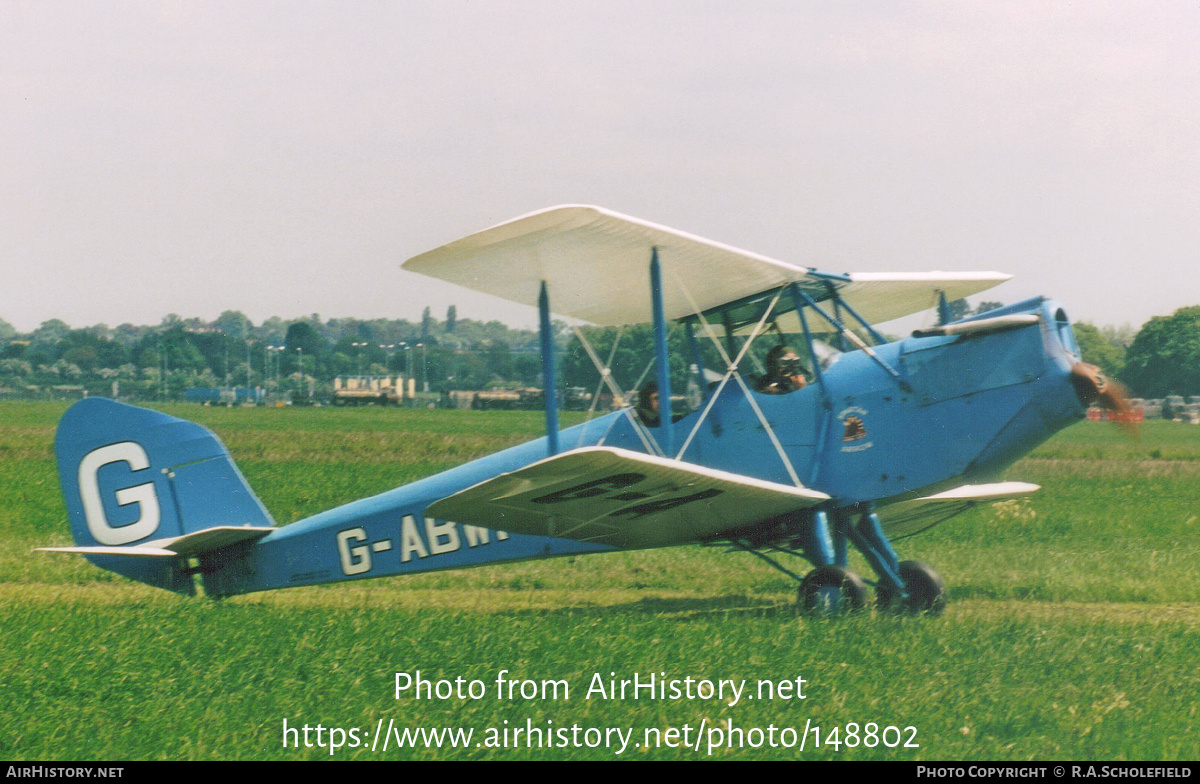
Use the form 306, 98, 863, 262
734, 506, 946, 617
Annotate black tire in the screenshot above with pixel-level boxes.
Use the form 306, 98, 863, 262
877, 560, 946, 616
798, 565, 868, 615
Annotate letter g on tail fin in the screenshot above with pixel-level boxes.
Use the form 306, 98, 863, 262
77, 441, 160, 545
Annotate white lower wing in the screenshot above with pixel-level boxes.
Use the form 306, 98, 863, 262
426, 447, 829, 549
876, 482, 1040, 539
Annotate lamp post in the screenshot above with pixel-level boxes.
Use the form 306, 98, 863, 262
378, 344, 396, 400
398, 342, 411, 404
266, 345, 284, 401
379, 344, 395, 373
417, 342, 428, 393
352, 341, 368, 376
295, 346, 310, 401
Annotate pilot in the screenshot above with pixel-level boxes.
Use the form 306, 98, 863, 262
636, 380, 687, 426
757, 345, 807, 395
635, 381, 662, 427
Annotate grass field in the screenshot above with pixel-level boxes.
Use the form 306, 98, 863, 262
2, 401, 1198, 760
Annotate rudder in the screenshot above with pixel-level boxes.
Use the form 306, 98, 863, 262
53, 398, 274, 594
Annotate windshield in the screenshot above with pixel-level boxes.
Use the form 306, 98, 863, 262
688, 288, 877, 391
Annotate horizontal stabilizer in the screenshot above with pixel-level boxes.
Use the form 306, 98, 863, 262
877, 482, 1040, 539
426, 446, 829, 549
38, 525, 274, 559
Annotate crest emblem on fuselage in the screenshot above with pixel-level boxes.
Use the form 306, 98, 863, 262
842, 416, 867, 442
837, 406, 873, 452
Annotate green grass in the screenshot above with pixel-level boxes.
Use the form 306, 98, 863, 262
1, 402, 1199, 760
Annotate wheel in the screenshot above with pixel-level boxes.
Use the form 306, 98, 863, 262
876, 560, 946, 616
798, 565, 868, 615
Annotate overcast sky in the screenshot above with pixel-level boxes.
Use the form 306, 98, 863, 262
2, 1, 1197, 334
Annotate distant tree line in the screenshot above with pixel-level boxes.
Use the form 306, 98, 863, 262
0, 307, 548, 401
1114, 305, 1200, 398
1, 302, 1196, 402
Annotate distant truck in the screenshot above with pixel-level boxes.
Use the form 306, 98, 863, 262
185, 387, 265, 406
332, 375, 413, 406
561, 386, 593, 411
463, 386, 593, 411
469, 387, 542, 410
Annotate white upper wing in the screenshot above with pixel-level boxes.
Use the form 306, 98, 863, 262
737, 271, 1013, 335
426, 446, 829, 549
836, 272, 1012, 326
404, 205, 1010, 327
404, 204, 807, 326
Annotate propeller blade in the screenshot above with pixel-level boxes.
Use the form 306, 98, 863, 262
1070, 362, 1139, 439
1099, 377, 1140, 438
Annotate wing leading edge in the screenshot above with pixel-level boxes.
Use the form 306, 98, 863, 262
426, 446, 829, 549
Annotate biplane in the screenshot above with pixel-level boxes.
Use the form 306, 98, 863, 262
41, 205, 1129, 614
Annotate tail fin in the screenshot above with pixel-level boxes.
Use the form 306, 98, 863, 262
47, 398, 274, 594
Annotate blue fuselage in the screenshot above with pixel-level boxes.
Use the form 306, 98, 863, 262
204, 298, 1087, 597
